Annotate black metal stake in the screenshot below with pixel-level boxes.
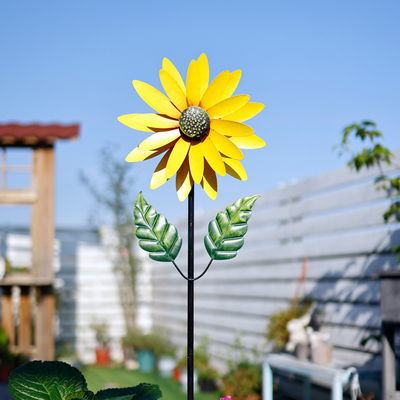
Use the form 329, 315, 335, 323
187, 186, 195, 400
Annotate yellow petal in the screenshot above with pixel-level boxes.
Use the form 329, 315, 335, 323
202, 136, 225, 176
188, 141, 204, 184
159, 69, 187, 112
197, 54, 209, 98
118, 114, 159, 132
186, 60, 201, 107
210, 120, 254, 137
221, 102, 264, 122
126, 146, 165, 162
126, 141, 176, 162
162, 58, 186, 94
201, 161, 217, 200
150, 149, 172, 189
176, 157, 193, 202
166, 137, 191, 179
228, 134, 266, 149
129, 113, 179, 129
139, 129, 181, 150
222, 157, 247, 180
200, 70, 230, 110
207, 95, 250, 119
209, 129, 243, 160
132, 80, 181, 119
219, 70, 242, 101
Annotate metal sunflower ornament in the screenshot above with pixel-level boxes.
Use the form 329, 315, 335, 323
119, 54, 265, 400
119, 53, 265, 201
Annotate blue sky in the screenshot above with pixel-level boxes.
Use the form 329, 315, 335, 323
1, 1, 399, 227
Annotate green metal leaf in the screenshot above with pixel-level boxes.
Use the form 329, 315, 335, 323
94, 383, 162, 400
134, 192, 182, 262
204, 195, 259, 260
8, 361, 88, 400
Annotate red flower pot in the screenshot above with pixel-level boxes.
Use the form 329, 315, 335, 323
173, 366, 181, 381
95, 347, 110, 366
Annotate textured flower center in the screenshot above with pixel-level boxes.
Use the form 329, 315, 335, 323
179, 106, 210, 138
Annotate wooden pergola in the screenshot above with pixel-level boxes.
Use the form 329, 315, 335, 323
0, 123, 79, 360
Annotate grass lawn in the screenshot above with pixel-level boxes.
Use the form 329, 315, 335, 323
82, 365, 221, 400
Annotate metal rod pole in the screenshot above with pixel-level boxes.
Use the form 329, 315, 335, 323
187, 186, 195, 400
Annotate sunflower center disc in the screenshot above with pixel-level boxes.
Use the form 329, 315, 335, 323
179, 106, 210, 138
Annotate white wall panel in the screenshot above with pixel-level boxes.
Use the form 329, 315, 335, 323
150, 151, 400, 368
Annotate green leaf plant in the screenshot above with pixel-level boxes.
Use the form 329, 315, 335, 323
338, 121, 400, 261
133, 192, 259, 281
8, 360, 162, 400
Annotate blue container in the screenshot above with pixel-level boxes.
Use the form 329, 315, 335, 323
137, 350, 155, 372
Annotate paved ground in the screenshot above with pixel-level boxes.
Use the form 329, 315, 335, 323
0, 383, 13, 399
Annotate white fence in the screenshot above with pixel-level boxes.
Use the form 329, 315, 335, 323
149, 150, 400, 368
0, 227, 127, 363
0, 151, 399, 368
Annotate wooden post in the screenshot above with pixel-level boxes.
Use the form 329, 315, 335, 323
35, 286, 55, 360
18, 286, 31, 356
1, 286, 14, 348
31, 147, 55, 280
31, 146, 55, 360
0, 125, 78, 362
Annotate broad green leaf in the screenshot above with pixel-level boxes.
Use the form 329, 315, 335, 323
204, 195, 259, 260
134, 192, 182, 262
67, 398, 93, 400
66, 391, 95, 400
94, 383, 162, 400
67, 397, 93, 400
8, 361, 88, 400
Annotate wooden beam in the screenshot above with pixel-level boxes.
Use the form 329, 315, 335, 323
0, 274, 52, 286
0, 189, 37, 204
35, 286, 54, 360
1, 286, 14, 348
31, 147, 54, 280
18, 286, 31, 356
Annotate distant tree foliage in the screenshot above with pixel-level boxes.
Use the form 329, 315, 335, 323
80, 146, 138, 330
338, 121, 400, 260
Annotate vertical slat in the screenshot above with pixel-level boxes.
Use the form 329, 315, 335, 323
382, 324, 396, 400
35, 285, 54, 360
1, 147, 6, 188
18, 286, 31, 356
1, 286, 14, 348
31, 147, 54, 280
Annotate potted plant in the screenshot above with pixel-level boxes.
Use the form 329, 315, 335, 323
195, 338, 219, 393
266, 300, 312, 350
197, 366, 219, 392
222, 334, 262, 400
152, 333, 176, 378
90, 320, 111, 366
123, 330, 166, 372
223, 361, 261, 400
